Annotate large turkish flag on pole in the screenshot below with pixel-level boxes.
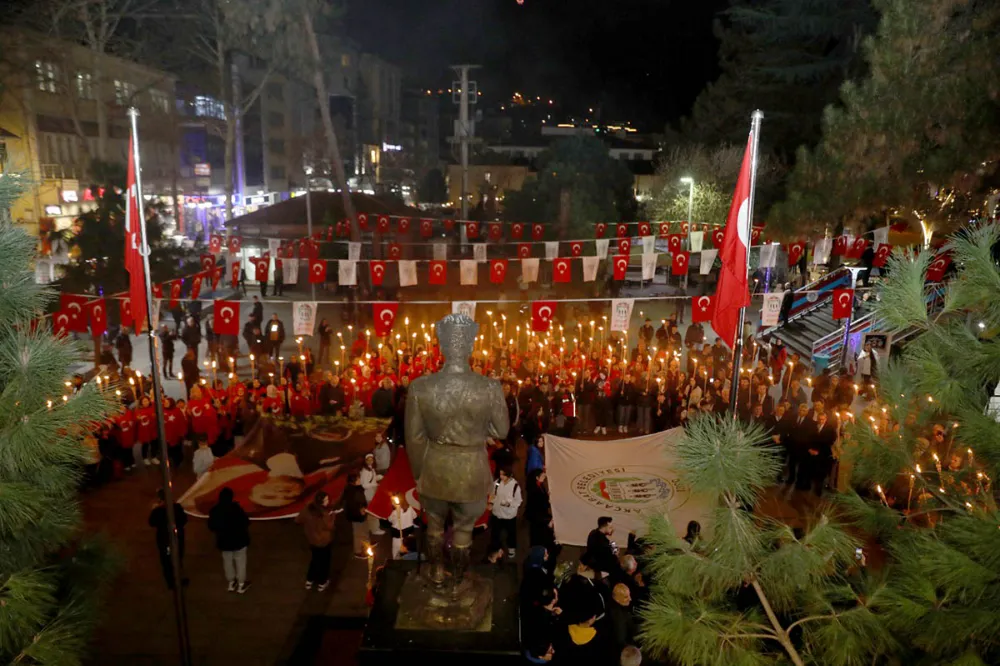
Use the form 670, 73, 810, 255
124, 135, 148, 332
710, 131, 754, 348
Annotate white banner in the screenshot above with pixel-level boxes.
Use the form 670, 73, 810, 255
582, 255, 600, 282
813, 238, 832, 265
398, 260, 417, 287
433, 243, 447, 261
267, 238, 281, 256
762, 292, 783, 327
348, 242, 361, 262
544, 429, 711, 547
473, 243, 487, 263
873, 226, 889, 247
338, 260, 357, 286
759, 243, 777, 269
293, 301, 318, 336
460, 259, 478, 286
700, 249, 718, 275
521, 258, 539, 284
610, 298, 634, 333
641, 253, 657, 281
282, 258, 299, 285
641, 235, 655, 256
452, 301, 476, 319
151, 299, 162, 332
544, 241, 559, 260
689, 231, 704, 253
595, 238, 610, 258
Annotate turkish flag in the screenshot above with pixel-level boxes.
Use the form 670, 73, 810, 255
124, 135, 148, 336
309, 258, 327, 284
357, 213, 369, 231
659, 222, 670, 238
637, 221, 651, 237
420, 218, 434, 237
335, 221, 346, 237
531, 223, 544, 240
531, 301, 557, 332
711, 228, 725, 249
211, 265, 223, 290
88, 298, 107, 336
168, 280, 182, 308
152, 283, 163, 299
872, 243, 893, 268
680, 222, 690, 233
926, 253, 951, 282
120, 297, 134, 329
832, 236, 848, 256
711, 131, 754, 348
373, 302, 399, 337
466, 222, 480, 239
60, 294, 91, 333
672, 251, 690, 276
370, 260, 387, 286
190, 273, 204, 300
443, 219, 455, 232
213, 299, 240, 336
200, 254, 215, 272
616, 223, 629, 238
569, 241, 583, 257
275, 258, 283, 279
209, 234, 223, 254
832, 288, 854, 319
429, 261, 447, 285
489, 259, 508, 284
284, 243, 297, 259
595, 222, 607, 238
517, 243, 532, 259
751, 227, 762, 246
612, 255, 629, 280
227, 236, 242, 254
254, 256, 269, 281
387, 243, 402, 260
617, 238, 632, 256
231, 262, 240, 288
53, 310, 71, 337
510, 222, 524, 239
326, 225, 334, 242
786, 242, 806, 266
397, 217, 411, 233
851, 237, 870, 259
487, 222, 503, 240
553, 258, 572, 283
691, 295, 714, 323
376, 215, 390, 233
667, 234, 683, 254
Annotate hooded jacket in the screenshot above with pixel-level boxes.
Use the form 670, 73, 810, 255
207, 488, 250, 551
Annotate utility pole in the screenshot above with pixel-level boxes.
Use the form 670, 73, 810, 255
450, 65, 480, 228
304, 161, 315, 300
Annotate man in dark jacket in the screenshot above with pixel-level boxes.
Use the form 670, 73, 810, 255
265, 313, 286, 360
115, 328, 133, 368
371, 378, 395, 417
319, 373, 346, 415
585, 516, 621, 580
251, 296, 263, 323
181, 316, 201, 357
207, 487, 251, 593
148, 488, 187, 590
339, 472, 369, 557
159, 325, 176, 378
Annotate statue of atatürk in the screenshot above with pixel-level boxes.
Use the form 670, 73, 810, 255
405, 313, 510, 592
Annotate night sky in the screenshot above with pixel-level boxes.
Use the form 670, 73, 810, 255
344, 0, 728, 130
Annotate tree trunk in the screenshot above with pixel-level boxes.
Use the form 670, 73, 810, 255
558, 187, 571, 238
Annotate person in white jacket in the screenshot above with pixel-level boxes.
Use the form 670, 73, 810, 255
359, 453, 384, 537
487, 466, 522, 563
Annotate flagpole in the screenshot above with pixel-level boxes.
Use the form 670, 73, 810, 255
729, 109, 764, 418
128, 107, 194, 666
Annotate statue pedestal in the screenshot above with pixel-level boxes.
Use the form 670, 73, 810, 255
359, 560, 521, 666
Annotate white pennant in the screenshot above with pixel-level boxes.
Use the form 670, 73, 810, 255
641, 235, 655, 256
544, 241, 559, 260
460, 259, 478, 285
293, 302, 318, 336
595, 238, 610, 258
347, 242, 361, 261
759, 243, 777, 269
473, 243, 487, 263
452, 301, 476, 319
338, 260, 357, 286
582, 256, 600, 282
873, 226, 889, 247
433, 243, 447, 261
689, 231, 704, 253
700, 249, 718, 275
813, 238, 832, 265
283, 258, 299, 285
151, 299, 161, 331
398, 260, 417, 287
521, 258, 540, 283
267, 238, 281, 256
610, 298, 635, 333
642, 253, 657, 280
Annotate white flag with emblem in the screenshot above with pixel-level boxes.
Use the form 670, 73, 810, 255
283, 258, 299, 285
521, 258, 540, 283
473, 243, 487, 263
641, 235, 655, 256
641, 253, 657, 281
433, 242, 447, 261
582, 256, 600, 282
348, 242, 361, 262
460, 259, 478, 286
700, 249, 718, 275
595, 238, 610, 258
452, 301, 476, 319
689, 231, 704, 253
610, 298, 635, 333
293, 301, 318, 336
398, 260, 417, 287
338, 260, 357, 286
267, 238, 281, 256
873, 226, 889, 247
761, 292, 783, 327
813, 238, 832, 265
759, 243, 777, 269
544, 241, 559, 260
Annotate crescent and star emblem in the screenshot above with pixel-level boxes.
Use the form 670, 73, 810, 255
68, 302, 82, 316
538, 306, 552, 320
677, 254, 686, 265
374, 264, 384, 277
839, 293, 851, 306
220, 307, 234, 321
93, 305, 103, 319
697, 297, 710, 311
493, 263, 503, 273
380, 309, 394, 324
616, 259, 627, 272
57, 314, 69, 326
191, 407, 202, 417
434, 264, 443, 276
313, 263, 323, 274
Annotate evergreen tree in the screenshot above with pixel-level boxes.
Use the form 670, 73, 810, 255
0, 174, 118, 664
640, 416, 893, 666
840, 223, 1000, 663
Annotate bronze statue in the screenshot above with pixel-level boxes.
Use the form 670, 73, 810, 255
405, 313, 510, 594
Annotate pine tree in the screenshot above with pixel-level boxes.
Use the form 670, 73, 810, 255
840, 223, 1000, 663
0, 173, 118, 664
639, 416, 894, 666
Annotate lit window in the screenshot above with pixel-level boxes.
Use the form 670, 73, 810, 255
75, 72, 93, 99
194, 95, 225, 120
35, 61, 58, 93
149, 89, 169, 113
114, 80, 135, 106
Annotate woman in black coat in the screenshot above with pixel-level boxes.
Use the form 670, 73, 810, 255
524, 468, 559, 558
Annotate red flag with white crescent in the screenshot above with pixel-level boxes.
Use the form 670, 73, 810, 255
659, 222, 670, 238
667, 234, 683, 254
231, 262, 240, 288
832, 288, 854, 319
211, 265, 223, 290
488, 222, 503, 240
671, 251, 690, 276
420, 218, 434, 237
442, 219, 455, 232
254, 256, 269, 282
88, 298, 107, 336
489, 259, 508, 284
710, 131, 754, 349
553, 257, 572, 283
53, 310, 71, 338
227, 236, 242, 254
213, 299, 240, 336
616, 223, 629, 238
517, 243, 532, 259
168, 280, 182, 308
309, 258, 327, 284
617, 238, 631, 256
370, 260, 387, 286
531, 223, 544, 240
466, 221, 480, 239
612, 255, 629, 280
872, 243, 892, 268
357, 213, 369, 231
397, 217, 411, 233
59, 294, 90, 333
200, 254, 215, 272
595, 222, 607, 239
711, 228, 725, 249
124, 135, 148, 332
120, 297, 134, 329
429, 261, 447, 285
387, 243, 402, 260
209, 234, 223, 254
510, 222, 524, 239
691, 295, 714, 323
832, 235, 848, 256
925, 252, 951, 282
377, 215, 390, 233
785, 242, 806, 266
372, 302, 399, 337
531, 301, 556, 332
750, 227, 762, 246
637, 221, 651, 237
190, 273, 204, 300
152, 283, 163, 299
569, 241, 583, 257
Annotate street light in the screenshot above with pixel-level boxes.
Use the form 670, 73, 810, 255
680, 177, 695, 223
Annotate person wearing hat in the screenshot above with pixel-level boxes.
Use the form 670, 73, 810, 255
359, 453, 384, 537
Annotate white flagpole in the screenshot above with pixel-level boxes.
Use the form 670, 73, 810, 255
127, 107, 193, 666
729, 109, 764, 417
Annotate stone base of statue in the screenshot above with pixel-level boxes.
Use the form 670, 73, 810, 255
359, 560, 520, 666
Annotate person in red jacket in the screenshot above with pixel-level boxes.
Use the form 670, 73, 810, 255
113, 406, 138, 471
289, 383, 312, 419
163, 397, 187, 469
188, 386, 219, 447
136, 397, 159, 466
260, 384, 284, 416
